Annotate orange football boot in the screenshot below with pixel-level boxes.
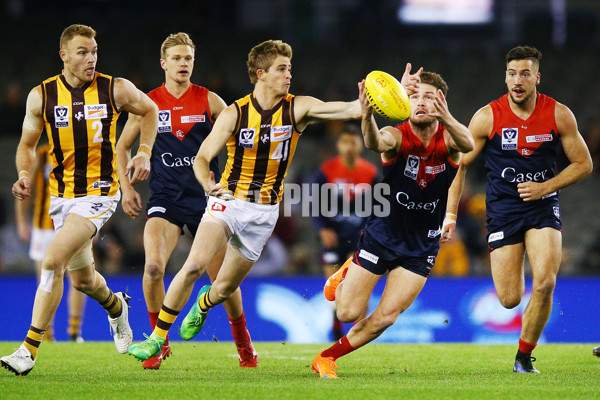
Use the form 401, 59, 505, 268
312, 351, 339, 379
324, 258, 351, 301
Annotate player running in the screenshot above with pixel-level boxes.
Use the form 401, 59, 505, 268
312, 71, 474, 379
117, 33, 257, 369
446, 46, 592, 373
2, 24, 158, 376
128, 39, 370, 362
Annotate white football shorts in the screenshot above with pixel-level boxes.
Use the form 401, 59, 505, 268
202, 196, 279, 261
49, 190, 121, 235
29, 228, 56, 262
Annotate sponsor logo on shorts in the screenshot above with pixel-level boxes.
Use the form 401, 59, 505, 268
526, 134, 553, 143
148, 206, 166, 214
428, 228, 441, 238
54, 106, 70, 128
181, 115, 205, 123
404, 155, 419, 180
158, 110, 172, 133
488, 231, 504, 243
84, 104, 107, 119
239, 128, 256, 148
425, 164, 446, 174
427, 255, 436, 265
211, 202, 226, 212
501, 128, 518, 150
92, 180, 111, 188
270, 125, 292, 142
553, 206, 560, 219
358, 249, 379, 264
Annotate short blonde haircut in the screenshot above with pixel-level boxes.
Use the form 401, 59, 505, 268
60, 24, 96, 49
161, 32, 195, 60
247, 40, 292, 84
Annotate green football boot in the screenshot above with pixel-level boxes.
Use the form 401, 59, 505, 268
128, 333, 164, 361
179, 285, 211, 340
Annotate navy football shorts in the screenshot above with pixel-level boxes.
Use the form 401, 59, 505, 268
486, 200, 562, 251
146, 198, 204, 236
351, 232, 436, 278
322, 234, 359, 267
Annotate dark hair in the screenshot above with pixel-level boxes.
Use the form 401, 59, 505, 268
337, 124, 362, 139
420, 71, 448, 97
506, 46, 542, 66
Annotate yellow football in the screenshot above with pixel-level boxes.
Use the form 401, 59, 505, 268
364, 70, 410, 121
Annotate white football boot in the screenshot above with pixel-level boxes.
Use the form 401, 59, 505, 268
108, 292, 133, 354
1, 344, 36, 376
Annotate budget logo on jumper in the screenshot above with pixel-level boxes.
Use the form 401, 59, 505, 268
404, 155, 419, 180
158, 110, 172, 133
84, 104, 107, 120
54, 106, 70, 128
239, 128, 256, 149
501, 128, 518, 150
270, 125, 292, 141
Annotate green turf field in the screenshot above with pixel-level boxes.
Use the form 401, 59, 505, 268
0, 342, 598, 399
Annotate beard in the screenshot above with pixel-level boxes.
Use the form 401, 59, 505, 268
509, 89, 535, 105
409, 115, 436, 130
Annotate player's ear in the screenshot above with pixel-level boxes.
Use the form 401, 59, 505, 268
536, 72, 541, 85
59, 49, 67, 63
160, 58, 167, 71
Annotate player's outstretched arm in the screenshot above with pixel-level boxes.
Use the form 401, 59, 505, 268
13, 86, 45, 201
294, 96, 361, 132
517, 103, 593, 201
114, 79, 159, 185
357, 79, 397, 155
431, 89, 474, 154
194, 104, 237, 199
116, 114, 143, 219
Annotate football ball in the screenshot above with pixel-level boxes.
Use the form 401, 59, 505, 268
364, 71, 410, 121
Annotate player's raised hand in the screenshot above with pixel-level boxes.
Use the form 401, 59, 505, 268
401, 63, 422, 96
206, 171, 234, 200
358, 80, 373, 117
12, 177, 31, 200
121, 186, 142, 219
430, 89, 451, 122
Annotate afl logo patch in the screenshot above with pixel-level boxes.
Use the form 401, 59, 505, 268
54, 106, 70, 128
239, 128, 256, 149
158, 110, 172, 133
404, 154, 419, 180
501, 128, 518, 150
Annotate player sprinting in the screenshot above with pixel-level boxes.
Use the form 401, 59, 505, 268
311, 125, 378, 339
312, 71, 474, 379
128, 39, 366, 361
15, 144, 87, 342
117, 32, 257, 369
1, 24, 158, 376
446, 46, 592, 373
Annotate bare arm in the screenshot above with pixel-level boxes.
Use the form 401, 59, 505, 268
114, 78, 158, 184
357, 79, 398, 156
293, 96, 361, 132
431, 89, 474, 155
194, 104, 238, 198
208, 91, 227, 121
517, 103, 593, 201
115, 114, 143, 218
13, 87, 45, 201
441, 106, 491, 241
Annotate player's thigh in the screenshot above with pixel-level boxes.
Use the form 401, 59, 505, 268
185, 220, 229, 268
490, 242, 526, 302
143, 217, 182, 268
373, 267, 427, 322
211, 244, 255, 296
337, 262, 380, 314
43, 214, 96, 268
524, 227, 561, 283
205, 246, 227, 282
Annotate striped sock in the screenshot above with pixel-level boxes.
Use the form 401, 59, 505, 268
68, 316, 82, 339
99, 290, 122, 319
23, 325, 45, 360
199, 289, 216, 312
153, 305, 179, 340
149, 311, 169, 344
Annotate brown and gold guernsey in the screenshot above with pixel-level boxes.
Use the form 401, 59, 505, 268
41, 72, 120, 198
219, 93, 300, 204
32, 144, 54, 230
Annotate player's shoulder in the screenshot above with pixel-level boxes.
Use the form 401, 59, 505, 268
469, 104, 494, 137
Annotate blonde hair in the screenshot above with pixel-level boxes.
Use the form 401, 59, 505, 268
60, 24, 96, 49
161, 32, 195, 60
247, 40, 292, 84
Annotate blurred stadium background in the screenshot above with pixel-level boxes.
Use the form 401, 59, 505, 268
0, 0, 599, 344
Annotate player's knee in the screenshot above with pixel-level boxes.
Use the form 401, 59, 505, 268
211, 281, 236, 301
144, 260, 166, 282
336, 304, 363, 323
181, 260, 206, 282
370, 313, 398, 334
41, 256, 65, 277
532, 276, 556, 298
72, 274, 95, 294
498, 293, 521, 309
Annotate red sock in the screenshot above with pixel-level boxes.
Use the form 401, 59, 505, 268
333, 315, 343, 332
229, 312, 251, 347
149, 311, 169, 345
519, 338, 537, 355
321, 335, 355, 360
